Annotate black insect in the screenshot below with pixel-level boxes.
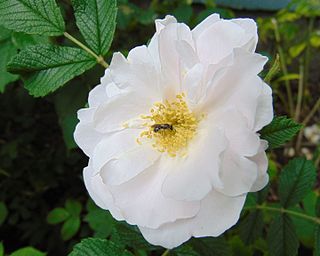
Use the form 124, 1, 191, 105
152, 124, 174, 133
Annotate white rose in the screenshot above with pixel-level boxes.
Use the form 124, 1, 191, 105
74, 14, 273, 249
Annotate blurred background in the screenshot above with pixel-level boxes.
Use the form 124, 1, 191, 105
0, 0, 319, 255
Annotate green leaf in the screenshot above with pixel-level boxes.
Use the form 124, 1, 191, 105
267, 214, 299, 256
239, 210, 264, 245
65, 199, 82, 217
315, 225, 320, 256
279, 157, 316, 208
260, 116, 303, 149
173, 245, 199, 256
289, 42, 306, 58
264, 54, 280, 83
111, 223, 156, 251
190, 237, 232, 256
10, 247, 46, 256
68, 238, 133, 256
61, 217, 80, 241
54, 82, 88, 149
7, 45, 96, 97
84, 208, 115, 238
0, 0, 65, 36
316, 196, 320, 217
0, 202, 8, 226
71, 0, 117, 55
0, 27, 19, 92
0, 242, 4, 256
11, 32, 49, 49
47, 207, 70, 224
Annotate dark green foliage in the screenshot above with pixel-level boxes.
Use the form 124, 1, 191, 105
190, 237, 232, 256
279, 158, 316, 208
260, 116, 303, 149
267, 214, 299, 256
239, 210, 264, 245
7, 45, 96, 96
68, 238, 133, 256
315, 226, 320, 256
47, 208, 69, 224
72, 0, 117, 55
0, 0, 65, 35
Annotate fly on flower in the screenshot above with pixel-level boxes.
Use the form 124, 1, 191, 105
74, 13, 273, 249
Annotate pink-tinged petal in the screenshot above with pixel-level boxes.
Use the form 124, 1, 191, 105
109, 158, 200, 229
100, 143, 160, 186
162, 125, 227, 201
139, 190, 246, 249
83, 163, 124, 220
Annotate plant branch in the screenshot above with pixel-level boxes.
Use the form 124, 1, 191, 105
63, 32, 109, 68
294, 61, 304, 122
245, 205, 320, 224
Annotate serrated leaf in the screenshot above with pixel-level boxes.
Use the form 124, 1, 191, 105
65, 199, 82, 217
47, 207, 70, 224
260, 116, 303, 149
315, 225, 320, 256
11, 32, 49, 49
7, 45, 96, 97
54, 82, 88, 149
84, 208, 115, 238
0, 34, 18, 92
0, 0, 65, 36
240, 210, 264, 245
279, 157, 316, 208
10, 247, 46, 256
190, 237, 232, 256
111, 223, 156, 251
72, 0, 117, 55
61, 217, 80, 241
68, 238, 133, 256
267, 214, 299, 256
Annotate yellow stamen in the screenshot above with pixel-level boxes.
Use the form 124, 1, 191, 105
137, 93, 200, 157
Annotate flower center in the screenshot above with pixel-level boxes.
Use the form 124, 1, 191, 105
137, 93, 200, 157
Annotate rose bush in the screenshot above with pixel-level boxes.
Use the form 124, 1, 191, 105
74, 13, 273, 248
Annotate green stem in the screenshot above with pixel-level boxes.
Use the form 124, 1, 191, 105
245, 205, 320, 224
63, 32, 109, 68
294, 61, 304, 122
272, 18, 294, 116
161, 249, 170, 256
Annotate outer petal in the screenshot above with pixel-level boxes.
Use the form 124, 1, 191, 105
216, 150, 258, 197
249, 140, 269, 192
192, 13, 220, 39
253, 82, 274, 131
100, 143, 160, 186
109, 158, 200, 229
91, 129, 141, 172
162, 125, 227, 201
83, 162, 124, 220
194, 19, 257, 65
139, 190, 246, 249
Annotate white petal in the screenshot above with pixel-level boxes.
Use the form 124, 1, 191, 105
216, 150, 258, 196
91, 129, 141, 172
109, 158, 200, 229
100, 143, 160, 185
212, 108, 260, 156
83, 163, 124, 220
74, 122, 104, 157
162, 125, 227, 201
93, 91, 152, 133
195, 20, 253, 64
249, 140, 269, 192
192, 13, 221, 39
200, 49, 268, 113
254, 82, 274, 131
182, 63, 205, 104
139, 190, 246, 249
231, 18, 258, 52
155, 15, 177, 32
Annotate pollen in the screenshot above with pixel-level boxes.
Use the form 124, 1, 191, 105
138, 93, 200, 157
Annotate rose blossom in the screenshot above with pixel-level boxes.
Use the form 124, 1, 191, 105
74, 14, 273, 248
